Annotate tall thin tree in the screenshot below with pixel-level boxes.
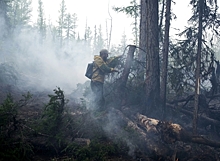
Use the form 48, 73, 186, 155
160, 0, 172, 119
193, 0, 203, 134
37, 0, 46, 43
57, 0, 67, 48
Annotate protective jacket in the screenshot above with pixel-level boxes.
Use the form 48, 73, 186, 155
91, 55, 120, 83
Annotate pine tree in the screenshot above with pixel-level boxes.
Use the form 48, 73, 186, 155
84, 20, 92, 48
113, 0, 140, 45
7, 0, 32, 31
72, 13, 77, 40
63, 13, 77, 44
97, 25, 104, 50
37, 0, 46, 42
0, 0, 11, 36
93, 25, 98, 55
120, 30, 127, 50
57, 0, 67, 48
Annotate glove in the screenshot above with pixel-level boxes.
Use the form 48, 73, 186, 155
111, 68, 119, 73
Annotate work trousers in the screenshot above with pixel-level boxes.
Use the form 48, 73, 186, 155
90, 81, 105, 111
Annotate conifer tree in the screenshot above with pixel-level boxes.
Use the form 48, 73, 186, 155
97, 25, 105, 50
113, 0, 139, 45
37, 0, 46, 42
93, 25, 98, 54
84, 20, 92, 48
63, 13, 76, 44
120, 30, 127, 50
64, 13, 71, 43
57, 0, 67, 47
72, 13, 78, 40
7, 0, 32, 31
0, 0, 11, 36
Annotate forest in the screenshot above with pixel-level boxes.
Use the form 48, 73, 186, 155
1, 0, 220, 160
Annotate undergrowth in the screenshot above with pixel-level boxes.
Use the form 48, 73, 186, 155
0, 92, 33, 161
0, 87, 133, 161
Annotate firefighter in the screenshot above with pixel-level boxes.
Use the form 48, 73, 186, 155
91, 49, 122, 111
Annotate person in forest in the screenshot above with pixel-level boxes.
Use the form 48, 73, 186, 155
91, 49, 122, 111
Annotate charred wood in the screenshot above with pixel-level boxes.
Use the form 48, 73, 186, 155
105, 108, 171, 156
138, 113, 220, 148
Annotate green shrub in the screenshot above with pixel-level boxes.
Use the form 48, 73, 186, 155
37, 87, 74, 154
0, 92, 33, 161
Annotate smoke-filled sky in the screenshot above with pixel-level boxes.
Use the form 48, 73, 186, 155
31, 0, 135, 45
30, 0, 194, 44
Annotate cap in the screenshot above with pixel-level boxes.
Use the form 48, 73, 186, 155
100, 49, 110, 55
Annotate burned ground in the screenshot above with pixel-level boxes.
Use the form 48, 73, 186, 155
0, 83, 220, 161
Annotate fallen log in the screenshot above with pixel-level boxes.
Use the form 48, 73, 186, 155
137, 114, 220, 148
103, 108, 171, 156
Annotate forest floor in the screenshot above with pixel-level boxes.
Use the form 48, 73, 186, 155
1, 84, 220, 161
0, 84, 139, 161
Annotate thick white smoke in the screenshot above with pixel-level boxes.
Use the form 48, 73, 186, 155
0, 21, 92, 94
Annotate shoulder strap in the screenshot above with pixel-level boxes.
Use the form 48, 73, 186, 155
91, 61, 99, 79
92, 61, 99, 73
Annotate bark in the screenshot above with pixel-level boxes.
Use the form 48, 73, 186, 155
138, 0, 147, 82
145, 0, 160, 111
160, 0, 172, 118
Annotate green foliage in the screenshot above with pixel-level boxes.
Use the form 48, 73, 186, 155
168, 33, 215, 96
166, 0, 220, 97
0, 92, 34, 161
38, 87, 74, 154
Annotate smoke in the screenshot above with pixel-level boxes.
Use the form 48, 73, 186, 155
0, 19, 92, 94
0, 13, 137, 158
0, 17, 6, 38
102, 109, 137, 158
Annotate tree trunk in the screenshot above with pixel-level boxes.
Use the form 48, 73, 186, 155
145, 0, 160, 112
138, 0, 147, 83
160, 0, 172, 119
193, 0, 203, 134
119, 45, 136, 105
